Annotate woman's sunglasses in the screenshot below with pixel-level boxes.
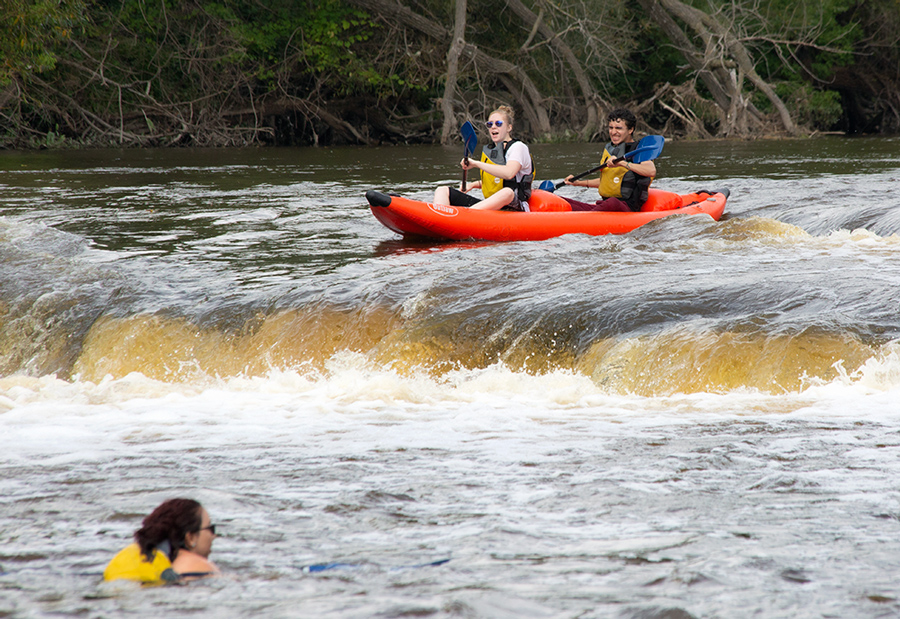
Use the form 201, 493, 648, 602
199, 524, 217, 535
485, 120, 504, 128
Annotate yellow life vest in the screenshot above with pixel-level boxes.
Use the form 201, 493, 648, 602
597, 141, 652, 210
598, 145, 628, 198
480, 140, 534, 200
103, 543, 180, 584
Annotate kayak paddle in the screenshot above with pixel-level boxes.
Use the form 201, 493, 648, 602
460, 121, 477, 191
539, 135, 665, 192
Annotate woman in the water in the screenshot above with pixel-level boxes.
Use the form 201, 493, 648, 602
104, 498, 220, 584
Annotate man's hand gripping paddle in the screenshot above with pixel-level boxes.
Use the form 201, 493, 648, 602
538, 135, 665, 192
460, 121, 478, 191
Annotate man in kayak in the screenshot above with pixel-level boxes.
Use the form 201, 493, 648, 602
433, 105, 534, 211
562, 108, 657, 212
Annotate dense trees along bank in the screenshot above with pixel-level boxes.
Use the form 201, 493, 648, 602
1, 0, 898, 148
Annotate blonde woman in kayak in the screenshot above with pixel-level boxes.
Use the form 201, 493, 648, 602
434, 105, 534, 211
104, 498, 220, 584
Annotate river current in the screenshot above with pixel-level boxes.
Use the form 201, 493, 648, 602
1, 137, 899, 618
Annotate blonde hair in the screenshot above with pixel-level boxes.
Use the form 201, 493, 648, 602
490, 105, 515, 128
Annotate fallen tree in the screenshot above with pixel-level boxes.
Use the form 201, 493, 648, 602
636, 0, 798, 137
0, 0, 896, 148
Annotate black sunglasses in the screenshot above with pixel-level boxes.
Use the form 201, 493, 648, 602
198, 524, 217, 535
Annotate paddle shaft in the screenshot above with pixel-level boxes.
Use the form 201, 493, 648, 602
567, 147, 649, 183
461, 148, 468, 191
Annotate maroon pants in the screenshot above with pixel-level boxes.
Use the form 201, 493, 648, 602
563, 197, 632, 212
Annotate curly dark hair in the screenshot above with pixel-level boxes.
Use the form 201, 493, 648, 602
134, 498, 203, 561
607, 108, 637, 130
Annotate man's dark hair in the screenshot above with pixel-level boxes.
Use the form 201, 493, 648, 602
607, 108, 637, 130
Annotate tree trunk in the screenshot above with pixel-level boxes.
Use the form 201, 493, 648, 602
505, 0, 602, 139
638, 0, 799, 136
347, 0, 552, 137
440, 0, 468, 144
635, 0, 731, 113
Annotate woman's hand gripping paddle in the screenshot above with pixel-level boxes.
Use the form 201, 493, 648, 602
460, 121, 478, 191
538, 135, 665, 192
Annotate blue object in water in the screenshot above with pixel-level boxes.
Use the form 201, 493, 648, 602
302, 558, 450, 573
303, 562, 357, 573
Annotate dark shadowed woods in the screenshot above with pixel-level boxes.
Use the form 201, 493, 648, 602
1, 0, 898, 149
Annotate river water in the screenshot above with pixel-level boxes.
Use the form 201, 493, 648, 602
1, 137, 899, 618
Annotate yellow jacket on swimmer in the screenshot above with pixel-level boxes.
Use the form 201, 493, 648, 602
103, 542, 180, 584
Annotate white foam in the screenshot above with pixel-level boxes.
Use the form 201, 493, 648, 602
4, 342, 900, 464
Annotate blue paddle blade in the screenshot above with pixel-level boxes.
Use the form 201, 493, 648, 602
538, 180, 556, 192
627, 135, 665, 163
460, 121, 478, 156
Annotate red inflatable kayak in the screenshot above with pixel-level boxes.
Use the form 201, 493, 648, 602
366, 187, 729, 242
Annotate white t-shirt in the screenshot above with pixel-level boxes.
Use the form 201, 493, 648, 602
504, 141, 532, 183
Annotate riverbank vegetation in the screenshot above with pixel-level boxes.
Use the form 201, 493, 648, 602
2, 0, 898, 148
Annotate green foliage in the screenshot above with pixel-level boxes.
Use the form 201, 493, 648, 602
626, 19, 689, 94
741, 0, 860, 81
3, 0, 898, 146
0, 0, 87, 85
76, 2, 182, 104
37, 127, 68, 148
74, 0, 416, 107
750, 80, 843, 130
777, 82, 843, 130
196, 0, 420, 98
625, 0, 860, 132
